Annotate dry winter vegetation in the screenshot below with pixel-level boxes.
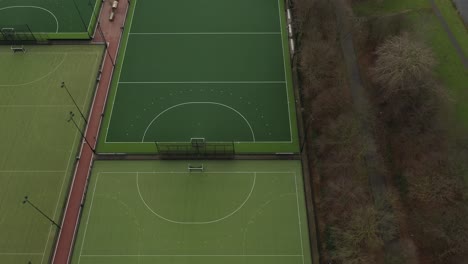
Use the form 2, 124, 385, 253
294, 0, 468, 263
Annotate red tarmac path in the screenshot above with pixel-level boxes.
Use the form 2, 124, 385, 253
51, 0, 129, 263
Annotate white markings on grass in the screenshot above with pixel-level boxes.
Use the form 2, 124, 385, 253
87, 0, 100, 33
277, 0, 293, 143
105, 140, 294, 144
77, 171, 305, 260
0, 6, 59, 33
119, 81, 285, 84
40, 52, 101, 264
104, 1, 294, 145
0, 253, 43, 255
81, 254, 302, 257
0, 170, 65, 173
294, 172, 305, 264
0, 54, 67, 87
77, 173, 101, 264
102, 171, 294, 174
130, 32, 281, 35
104, 0, 138, 143
0, 105, 73, 108
135, 172, 256, 224
141, 102, 256, 142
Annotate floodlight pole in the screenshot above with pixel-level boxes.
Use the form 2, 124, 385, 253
68, 111, 96, 154
61, 82, 88, 125
23, 196, 61, 229
72, 0, 91, 38
97, 22, 115, 66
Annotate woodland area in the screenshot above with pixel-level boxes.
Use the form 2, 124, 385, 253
293, 0, 468, 263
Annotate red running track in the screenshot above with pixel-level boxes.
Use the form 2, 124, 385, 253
51, 1, 129, 263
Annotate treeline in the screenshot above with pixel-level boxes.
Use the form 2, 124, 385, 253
294, 0, 468, 262
294, 0, 396, 262
364, 24, 468, 264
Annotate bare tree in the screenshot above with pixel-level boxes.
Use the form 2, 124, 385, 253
330, 204, 398, 263
371, 34, 437, 102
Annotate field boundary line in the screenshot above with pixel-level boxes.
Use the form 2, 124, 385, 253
81, 254, 303, 257
40, 130, 80, 264
104, 0, 138, 143
277, 0, 293, 143
105, 141, 293, 144
0, 105, 73, 108
40, 53, 100, 264
76, 172, 101, 264
294, 172, 305, 264
0, 170, 65, 173
101, 171, 294, 174
0, 253, 43, 255
119, 81, 285, 84
130, 32, 281, 35
87, 0, 100, 33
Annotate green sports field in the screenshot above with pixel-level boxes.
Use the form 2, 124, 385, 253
0, 0, 101, 39
0, 45, 103, 263
98, 0, 299, 154
71, 160, 311, 264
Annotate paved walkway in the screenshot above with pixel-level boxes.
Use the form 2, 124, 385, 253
453, 0, 468, 25
429, 0, 468, 68
51, 1, 129, 263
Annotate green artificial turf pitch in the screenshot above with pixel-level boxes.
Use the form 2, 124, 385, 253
71, 160, 312, 264
0, 0, 101, 39
98, 0, 299, 154
0, 45, 103, 263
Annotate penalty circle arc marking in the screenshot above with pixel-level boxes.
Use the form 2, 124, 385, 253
141, 102, 256, 142
0, 6, 59, 33
136, 172, 257, 225
0, 54, 67, 87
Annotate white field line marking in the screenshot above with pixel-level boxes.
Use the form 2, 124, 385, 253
97, 0, 124, 132
0, 6, 59, 32
277, 0, 293, 143
87, 0, 100, 32
40, 53, 100, 264
0, 170, 65, 173
294, 172, 305, 264
0, 52, 98, 55
0, 105, 73, 108
101, 171, 294, 174
104, 0, 138, 143
77, 172, 101, 264
40, 132, 80, 264
135, 172, 256, 224
118, 81, 285, 84
81, 254, 302, 257
0, 54, 67, 87
130, 32, 281, 35
141, 102, 255, 142
0, 253, 43, 255
104, 141, 294, 144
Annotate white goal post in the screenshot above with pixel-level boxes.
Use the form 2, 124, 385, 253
188, 164, 204, 172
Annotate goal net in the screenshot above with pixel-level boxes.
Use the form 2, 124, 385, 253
155, 141, 235, 159
1, 28, 15, 41
0, 24, 38, 43
188, 164, 204, 172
